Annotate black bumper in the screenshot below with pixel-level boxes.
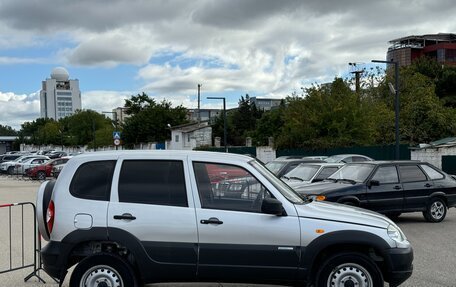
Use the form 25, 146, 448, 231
383, 246, 413, 286
41, 240, 72, 279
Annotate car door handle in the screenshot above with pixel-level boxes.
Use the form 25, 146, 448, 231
113, 213, 136, 220
200, 217, 223, 225
393, 185, 402, 190
424, 183, 432, 188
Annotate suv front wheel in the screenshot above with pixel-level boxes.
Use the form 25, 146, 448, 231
70, 253, 138, 287
316, 252, 383, 287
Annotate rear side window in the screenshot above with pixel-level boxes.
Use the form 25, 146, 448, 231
70, 160, 116, 201
399, 165, 427, 182
420, 164, 444, 180
118, 160, 187, 207
371, 166, 399, 184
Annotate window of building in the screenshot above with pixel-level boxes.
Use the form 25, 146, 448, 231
193, 162, 271, 213
70, 161, 116, 201
118, 160, 187, 207
175, 135, 179, 142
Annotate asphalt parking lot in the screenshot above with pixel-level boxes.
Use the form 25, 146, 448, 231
0, 175, 455, 287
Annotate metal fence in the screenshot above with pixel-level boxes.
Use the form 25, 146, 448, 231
0, 202, 49, 283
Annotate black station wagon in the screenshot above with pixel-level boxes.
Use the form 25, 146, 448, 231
294, 161, 456, 222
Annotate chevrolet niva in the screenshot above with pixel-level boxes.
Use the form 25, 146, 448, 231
36, 151, 413, 287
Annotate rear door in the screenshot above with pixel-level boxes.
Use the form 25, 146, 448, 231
107, 155, 198, 281
399, 164, 434, 211
191, 161, 300, 282
366, 165, 404, 212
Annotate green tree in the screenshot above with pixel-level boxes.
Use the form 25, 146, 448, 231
252, 101, 285, 146
122, 94, 188, 145
277, 78, 374, 149
0, 124, 17, 136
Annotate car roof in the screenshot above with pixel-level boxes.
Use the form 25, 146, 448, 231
72, 150, 254, 163
346, 160, 422, 165
297, 162, 344, 167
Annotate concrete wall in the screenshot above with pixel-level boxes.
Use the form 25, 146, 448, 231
411, 146, 456, 169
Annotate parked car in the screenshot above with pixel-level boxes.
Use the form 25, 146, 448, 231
265, 158, 325, 178
282, 162, 343, 188
0, 155, 48, 175
0, 154, 21, 164
325, 154, 373, 163
26, 157, 70, 180
13, 156, 50, 175
47, 151, 68, 159
294, 161, 456, 222
36, 151, 412, 287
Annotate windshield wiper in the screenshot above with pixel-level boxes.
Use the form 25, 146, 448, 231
326, 178, 337, 182
282, 175, 290, 180
336, 178, 357, 184
289, 176, 304, 181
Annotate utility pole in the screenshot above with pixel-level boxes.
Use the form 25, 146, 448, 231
349, 63, 363, 95
197, 84, 201, 123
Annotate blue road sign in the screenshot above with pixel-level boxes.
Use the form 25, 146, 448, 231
113, 131, 121, 140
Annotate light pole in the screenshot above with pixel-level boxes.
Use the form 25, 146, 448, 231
372, 59, 400, 160
207, 97, 227, 152
102, 111, 119, 150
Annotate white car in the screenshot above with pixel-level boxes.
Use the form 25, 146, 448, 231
36, 150, 413, 287
13, 157, 50, 175
282, 162, 344, 188
0, 155, 44, 174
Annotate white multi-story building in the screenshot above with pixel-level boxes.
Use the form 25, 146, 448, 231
40, 67, 82, 120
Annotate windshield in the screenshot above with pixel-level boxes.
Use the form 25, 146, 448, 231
283, 164, 320, 181
264, 161, 286, 175
250, 160, 304, 204
328, 163, 375, 183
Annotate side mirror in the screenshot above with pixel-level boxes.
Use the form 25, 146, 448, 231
261, 198, 284, 216
368, 179, 380, 188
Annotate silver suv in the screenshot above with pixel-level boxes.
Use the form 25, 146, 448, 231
36, 151, 413, 287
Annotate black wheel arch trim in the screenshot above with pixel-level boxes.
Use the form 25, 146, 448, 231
336, 196, 360, 205
428, 191, 448, 202
299, 230, 391, 281
59, 227, 169, 282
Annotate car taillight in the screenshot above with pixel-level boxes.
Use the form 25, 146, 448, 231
46, 200, 55, 234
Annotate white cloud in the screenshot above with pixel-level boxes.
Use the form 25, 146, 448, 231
0, 91, 40, 130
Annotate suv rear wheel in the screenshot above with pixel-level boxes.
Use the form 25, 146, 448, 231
70, 253, 138, 287
316, 252, 383, 287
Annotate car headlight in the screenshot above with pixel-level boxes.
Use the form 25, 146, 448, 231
387, 224, 409, 248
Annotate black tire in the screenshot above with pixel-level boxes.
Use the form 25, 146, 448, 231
423, 197, 447, 223
7, 166, 14, 175
316, 252, 384, 287
70, 253, 138, 287
386, 212, 402, 220
37, 171, 46, 181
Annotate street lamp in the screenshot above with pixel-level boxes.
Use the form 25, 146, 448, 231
207, 97, 227, 152
372, 59, 400, 160
102, 111, 119, 150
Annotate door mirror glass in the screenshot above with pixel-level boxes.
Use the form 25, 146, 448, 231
261, 198, 284, 215
368, 179, 380, 187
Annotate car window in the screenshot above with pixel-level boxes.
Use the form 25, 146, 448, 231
371, 166, 399, 184
328, 164, 375, 183
70, 160, 116, 201
352, 156, 369, 162
118, 160, 187, 207
420, 164, 444, 180
265, 161, 286, 175
193, 162, 272, 213
398, 165, 428, 182
284, 165, 319, 181
282, 163, 300, 175
315, 166, 339, 180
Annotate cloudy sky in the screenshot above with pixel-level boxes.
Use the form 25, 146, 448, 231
1, 0, 455, 130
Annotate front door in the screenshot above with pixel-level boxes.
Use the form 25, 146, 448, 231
366, 165, 404, 212
192, 161, 301, 283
